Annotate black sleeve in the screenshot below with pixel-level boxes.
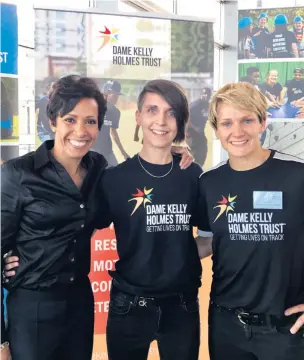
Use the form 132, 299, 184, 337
196, 175, 213, 236
288, 31, 297, 45
94, 171, 113, 229
1, 162, 22, 344
111, 109, 120, 130
1, 162, 22, 253
190, 163, 204, 227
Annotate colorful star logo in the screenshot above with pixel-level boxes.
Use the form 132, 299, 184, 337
128, 187, 153, 216
97, 26, 120, 51
213, 194, 237, 222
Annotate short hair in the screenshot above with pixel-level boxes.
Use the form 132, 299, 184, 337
267, 69, 278, 75
208, 82, 267, 130
247, 67, 259, 75
137, 79, 189, 143
47, 75, 107, 130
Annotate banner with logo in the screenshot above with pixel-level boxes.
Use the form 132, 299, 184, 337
238, 6, 304, 121
35, 8, 214, 359
0, 2, 19, 142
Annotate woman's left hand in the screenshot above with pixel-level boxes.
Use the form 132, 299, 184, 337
171, 146, 194, 170
285, 304, 304, 334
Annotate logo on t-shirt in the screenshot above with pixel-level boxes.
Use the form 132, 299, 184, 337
213, 194, 237, 222
292, 87, 303, 95
213, 193, 286, 242
103, 119, 113, 127
128, 187, 192, 233
128, 187, 153, 215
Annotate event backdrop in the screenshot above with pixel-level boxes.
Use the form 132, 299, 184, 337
0, 2, 19, 142
35, 7, 214, 359
238, 6, 304, 121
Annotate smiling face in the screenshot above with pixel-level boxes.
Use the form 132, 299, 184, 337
266, 70, 278, 86
215, 103, 266, 161
259, 17, 267, 27
251, 71, 260, 85
106, 91, 120, 106
50, 98, 99, 161
295, 21, 303, 31
294, 71, 303, 81
136, 92, 177, 150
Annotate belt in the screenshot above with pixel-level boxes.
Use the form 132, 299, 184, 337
137, 294, 183, 307
111, 284, 197, 308
210, 301, 298, 327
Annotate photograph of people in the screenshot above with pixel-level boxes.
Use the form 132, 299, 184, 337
293, 15, 304, 57
239, 66, 260, 89
252, 12, 270, 58
238, 7, 303, 59
239, 62, 304, 119
280, 67, 304, 105
187, 87, 212, 167
259, 69, 283, 107
238, 17, 256, 59
93, 80, 129, 167
198, 82, 304, 360
267, 14, 298, 58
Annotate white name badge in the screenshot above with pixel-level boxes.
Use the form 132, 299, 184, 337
253, 191, 283, 210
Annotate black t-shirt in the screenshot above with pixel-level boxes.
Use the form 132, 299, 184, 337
94, 103, 120, 155
259, 82, 282, 101
100, 155, 203, 296
268, 30, 297, 58
189, 98, 209, 133
285, 78, 304, 102
252, 27, 269, 58
197, 151, 304, 316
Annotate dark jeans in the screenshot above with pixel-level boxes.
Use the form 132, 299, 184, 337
209, 303, 304, 360
7, 277, 94, 360
106, 286, 200, 360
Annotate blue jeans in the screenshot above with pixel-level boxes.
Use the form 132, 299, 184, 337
106, 285, 200, 360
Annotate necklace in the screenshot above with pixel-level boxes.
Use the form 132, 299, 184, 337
137, 154, 173, 178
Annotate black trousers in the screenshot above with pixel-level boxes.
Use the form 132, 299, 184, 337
7, 277, 94, 360
209, 304, 304, 360
106, 286, 200, 360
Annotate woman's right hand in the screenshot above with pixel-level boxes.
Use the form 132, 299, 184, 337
3, 251, 19, 280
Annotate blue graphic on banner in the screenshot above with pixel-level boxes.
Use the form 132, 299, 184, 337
0, 3, 18, 75
3, 289, 8, 325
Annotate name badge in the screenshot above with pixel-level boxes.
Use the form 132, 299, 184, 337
253, 191, 283, 210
